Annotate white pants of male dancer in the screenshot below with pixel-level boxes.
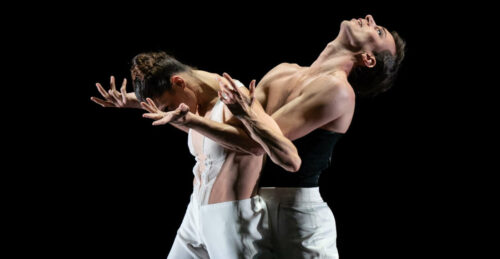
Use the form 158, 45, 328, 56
259, 187, 339, 259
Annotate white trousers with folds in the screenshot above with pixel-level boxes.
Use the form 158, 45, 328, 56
259, 187, 339, 259
167, 194, 274, 259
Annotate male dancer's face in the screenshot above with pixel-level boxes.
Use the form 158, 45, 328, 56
341, 14, 396, 56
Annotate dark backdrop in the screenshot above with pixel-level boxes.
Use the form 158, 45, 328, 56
28, 3, 463, 259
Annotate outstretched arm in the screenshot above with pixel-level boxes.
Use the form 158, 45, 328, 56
140, 98, 264, 156
217, 73, 301, 172
90, 76, 142, 109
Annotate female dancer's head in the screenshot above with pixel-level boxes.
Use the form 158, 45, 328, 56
130, 52, 199, 112
339, 14, 406, 96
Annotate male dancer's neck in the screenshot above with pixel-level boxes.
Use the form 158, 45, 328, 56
309, 38, 360, 78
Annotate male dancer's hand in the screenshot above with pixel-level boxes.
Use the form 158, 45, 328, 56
91, 76, 141, 108
217, 72, 257, 118
141, 98, 190, 126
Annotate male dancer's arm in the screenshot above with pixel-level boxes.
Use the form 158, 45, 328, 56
219, 74, 352, 165
217, 74, 302, 172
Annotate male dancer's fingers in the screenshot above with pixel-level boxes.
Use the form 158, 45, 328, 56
249, 80, 256, 105
219, 81, 233, 97
218, 91, 226, 102
120, 78, 127, 104
96, 83, 110, 99
110, 76, 116, 91
218, 91, 231, 105
216, 76, 229, 92
91, 97, 114, 107
221, 87, 235, 102
222, 73, 239, 93
249, 80, 256, 96
222, 72, 237, 88
217, 74, 233, 91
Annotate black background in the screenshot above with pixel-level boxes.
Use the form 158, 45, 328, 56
16, 2, 472, 259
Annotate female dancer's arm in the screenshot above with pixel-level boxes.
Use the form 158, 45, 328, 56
91, 76, 265, 155
140, 98, 265, 156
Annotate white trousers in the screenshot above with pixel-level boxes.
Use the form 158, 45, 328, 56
259, 187, 339, 259
167, 194, 274, 259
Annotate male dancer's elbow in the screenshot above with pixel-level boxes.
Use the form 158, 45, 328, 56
288, 155, 302, 172
280, 154, 302, 172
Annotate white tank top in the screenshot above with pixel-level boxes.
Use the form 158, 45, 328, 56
188, 98, 227, 204
187, 80, 245, 205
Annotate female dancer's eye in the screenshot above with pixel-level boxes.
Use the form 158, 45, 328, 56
377, 28, 382, 36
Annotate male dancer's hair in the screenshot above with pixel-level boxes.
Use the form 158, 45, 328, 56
348, 31, 406, 97
131, 51, 192, 102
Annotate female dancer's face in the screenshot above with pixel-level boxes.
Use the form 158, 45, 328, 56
341, 14, 396, 56
154, 76, 198, 113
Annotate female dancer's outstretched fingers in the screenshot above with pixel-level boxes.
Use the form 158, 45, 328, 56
140, 102, 155, 113
146, 98, 160, 112
120, 78, 128, 104
95, 83, 111, 100
152, 113, 172, 126
108, 89, 123, 106
142, 113, 164, 120
90, 97, 114, 107
110, 76, 116, 91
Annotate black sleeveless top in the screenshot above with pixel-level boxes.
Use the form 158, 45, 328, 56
259, 128, 343, 187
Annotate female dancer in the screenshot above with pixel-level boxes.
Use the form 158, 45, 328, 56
91, 52, 300, 258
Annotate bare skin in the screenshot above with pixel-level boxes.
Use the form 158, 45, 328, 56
92, 71, 300, 204
218, 14, 397, 157
91, 14, 395, 204
139, 82, 264, 203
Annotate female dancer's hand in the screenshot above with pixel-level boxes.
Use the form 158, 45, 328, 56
91, 76, 141, 108
217, 72, 256, 118
141, 98, 190, 126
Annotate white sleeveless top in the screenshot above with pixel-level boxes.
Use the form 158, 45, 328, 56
187, 80, 244, 205
188, 98, 227, 205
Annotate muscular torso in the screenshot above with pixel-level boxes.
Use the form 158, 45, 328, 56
254, 63, 354, 135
